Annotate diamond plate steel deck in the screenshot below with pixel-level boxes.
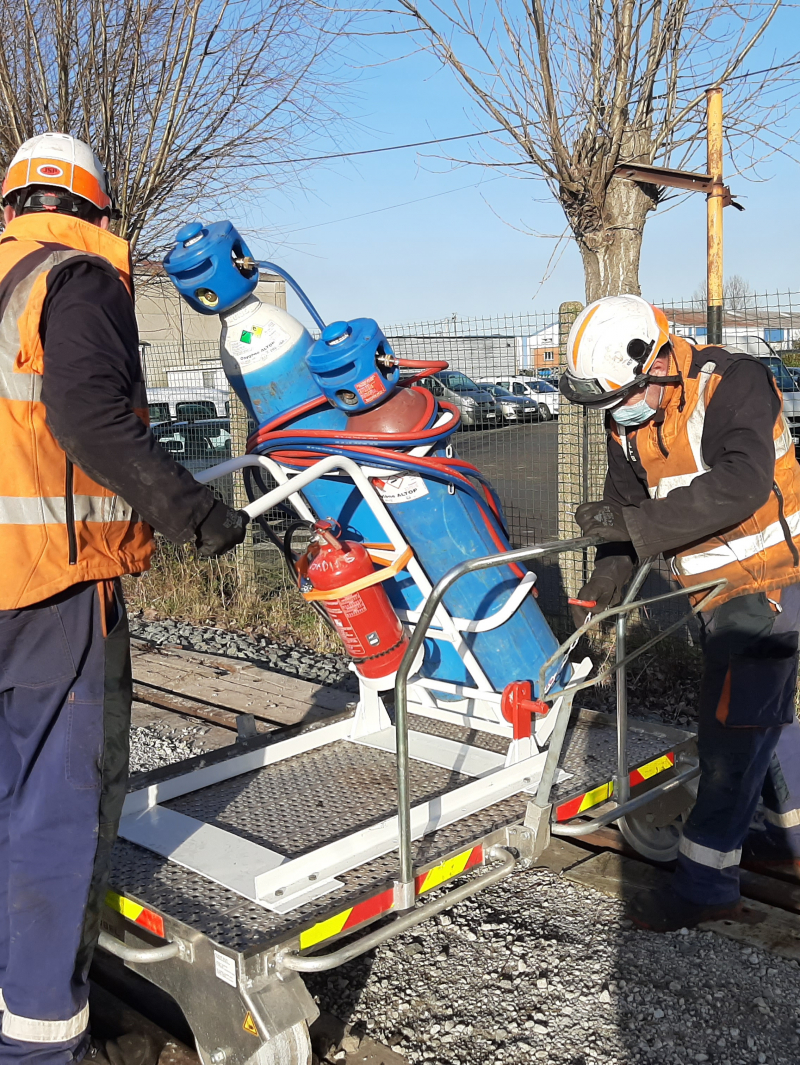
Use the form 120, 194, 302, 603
109, 711, 690, 954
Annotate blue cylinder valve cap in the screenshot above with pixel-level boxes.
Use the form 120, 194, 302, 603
176, 222, 204, 245
321, 321, 352, 345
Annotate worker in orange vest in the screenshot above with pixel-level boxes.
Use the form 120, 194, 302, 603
0, 133, 248, 1063
561, 293, 800, 932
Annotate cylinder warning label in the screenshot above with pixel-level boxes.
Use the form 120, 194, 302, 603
371, 474, 429, 504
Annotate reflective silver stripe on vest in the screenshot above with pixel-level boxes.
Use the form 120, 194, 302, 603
653, 364, 792, 500
0, 249, 87, 403
649, 470, 704, 499
2, 1002, 89, 1043
764, 806, 800, 829
685, 360, 716, 475
677, 509, 800, 576
775, 414, 793, 460
0, 495, 133, 525
679, 836, 742, 869
0, 989, 4, 1010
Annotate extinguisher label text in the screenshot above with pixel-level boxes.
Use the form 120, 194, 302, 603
339, 592, 367, 617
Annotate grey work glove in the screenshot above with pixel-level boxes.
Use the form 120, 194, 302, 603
570, 553, 635, 628
575, 499, 632, 543
195, 498, 249, 558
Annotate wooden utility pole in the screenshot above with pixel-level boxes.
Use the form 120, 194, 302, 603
613, 85, 742, 341
706, 87, 724, 345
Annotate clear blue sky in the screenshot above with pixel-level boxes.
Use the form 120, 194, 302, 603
220, 28, 800, 328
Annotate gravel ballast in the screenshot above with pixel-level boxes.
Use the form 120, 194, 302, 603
306, 871, 800, 1065
129, 612, 357, 691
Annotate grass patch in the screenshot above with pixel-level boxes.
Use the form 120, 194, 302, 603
122, 540, 340, 652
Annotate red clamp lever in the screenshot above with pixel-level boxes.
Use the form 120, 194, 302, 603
567, 598, 597, 609
500, 681, 550, 740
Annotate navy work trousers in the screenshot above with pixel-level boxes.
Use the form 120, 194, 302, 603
0, 580, 132, 1065
673, 585, 800, 906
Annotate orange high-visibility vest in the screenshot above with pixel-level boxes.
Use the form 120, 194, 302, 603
0, 212, 153, 608
611, 336, 800, 609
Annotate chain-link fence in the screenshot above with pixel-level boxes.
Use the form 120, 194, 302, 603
140, 288, 800, 631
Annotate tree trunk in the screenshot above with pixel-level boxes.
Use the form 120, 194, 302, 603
563, 159, 658, 302
575, 176, 657, 301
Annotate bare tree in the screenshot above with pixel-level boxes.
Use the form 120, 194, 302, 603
389, 0, 799, 300
0, 0, 347, 263
693, 273, 754, 309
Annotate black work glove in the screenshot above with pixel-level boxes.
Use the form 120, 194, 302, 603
570, 553, 635, 628
575, 500, 631, 543
195, 499, 249, 558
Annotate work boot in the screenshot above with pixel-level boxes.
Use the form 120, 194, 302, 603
627, 884, 747, 933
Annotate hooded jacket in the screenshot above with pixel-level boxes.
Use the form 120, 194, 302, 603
605, 335, 800, 608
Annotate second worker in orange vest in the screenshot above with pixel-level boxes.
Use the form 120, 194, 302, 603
561, 293, 800, 933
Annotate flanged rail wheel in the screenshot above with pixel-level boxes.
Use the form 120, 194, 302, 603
618, 807, 688, 862
197, 1023, 312, 1065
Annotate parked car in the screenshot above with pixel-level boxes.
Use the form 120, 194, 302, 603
493, 376, 558, 418
477, 383, 542, 424
757, 355, 800, 446
152, 417, 234, 505
419, 371, 498, 428
148, 401, 172, 426
146, 386, 230, 422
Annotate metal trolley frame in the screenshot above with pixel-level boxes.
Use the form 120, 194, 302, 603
99, 453, 722, 1065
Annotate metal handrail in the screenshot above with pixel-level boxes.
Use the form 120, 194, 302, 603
393, 534, 601, 897
277, 845, 516, 972
552, 762, 701, 836
393, 537, 728, 900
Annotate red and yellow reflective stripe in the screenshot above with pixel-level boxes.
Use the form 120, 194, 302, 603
105, 890, 165, 938
629, 752, 674, 786
555, 751, 675, 821
299, 846, 483, 951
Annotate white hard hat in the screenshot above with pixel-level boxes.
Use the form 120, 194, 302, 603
2, 132, 111, 211
560, 294, 671, 408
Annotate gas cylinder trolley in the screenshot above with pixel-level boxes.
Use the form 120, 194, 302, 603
99, 221, 724, 1063
99, 455, 722, 1065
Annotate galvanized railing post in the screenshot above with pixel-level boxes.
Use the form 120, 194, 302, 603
614, 561, 652, 807
392, 535, 600, 907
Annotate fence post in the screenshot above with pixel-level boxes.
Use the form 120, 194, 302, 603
556, 300, 607, 598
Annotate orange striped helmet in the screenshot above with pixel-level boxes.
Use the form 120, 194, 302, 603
561, 295, 671, 408
3, 132, 111, 212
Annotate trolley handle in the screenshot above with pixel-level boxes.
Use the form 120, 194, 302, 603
277, 845, 516, 973
98, 930, 190, 965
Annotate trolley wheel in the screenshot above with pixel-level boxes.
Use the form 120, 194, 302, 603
197, 1023, 312, 1065
618, 808, 687, 863
618, 757, 699, 863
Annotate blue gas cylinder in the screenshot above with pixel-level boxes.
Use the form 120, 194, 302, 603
163, 221, 258, 315
307, 319, 399, 412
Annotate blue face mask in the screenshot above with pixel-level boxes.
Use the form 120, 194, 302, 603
611, 396, 657, 427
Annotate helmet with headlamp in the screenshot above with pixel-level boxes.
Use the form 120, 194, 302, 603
559, 294, 681, 409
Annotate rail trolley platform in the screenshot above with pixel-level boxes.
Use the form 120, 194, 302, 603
102, 693, 696, 1065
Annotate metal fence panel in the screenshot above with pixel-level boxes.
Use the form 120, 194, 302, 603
140, 290, 800, 631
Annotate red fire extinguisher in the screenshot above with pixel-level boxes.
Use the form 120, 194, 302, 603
298, 520, 409, 682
